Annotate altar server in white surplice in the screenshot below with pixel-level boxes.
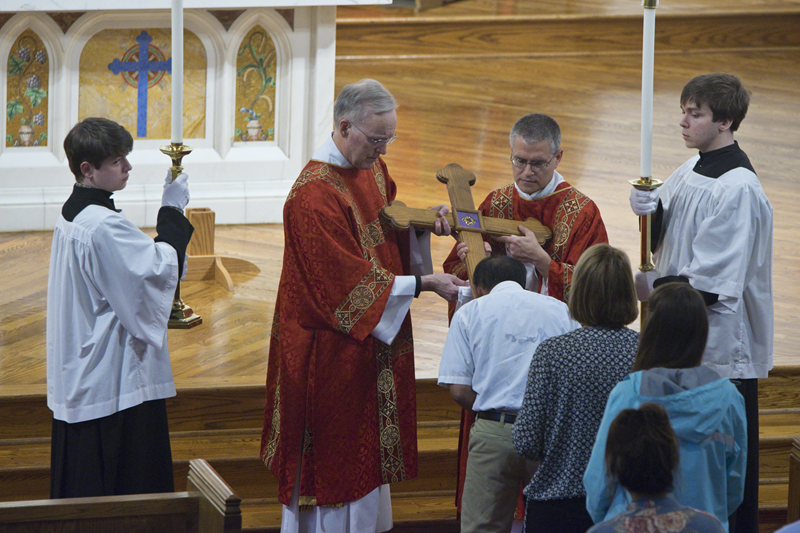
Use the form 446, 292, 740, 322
47, 118, 193, 499
629, 73, 772, 533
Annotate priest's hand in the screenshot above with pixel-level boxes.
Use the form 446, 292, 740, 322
496, 226, 552, 278
431, 204, 451, 236
630, 187, 659, 216
162, 171, 190, 211
421, 273, 469, 302
455, 241, 491, 262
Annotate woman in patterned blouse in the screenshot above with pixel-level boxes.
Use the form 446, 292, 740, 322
586, 404, 724, 533
511, 243, 639, 533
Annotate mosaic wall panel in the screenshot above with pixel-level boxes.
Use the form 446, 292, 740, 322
234, 25, 276, 142
6, 29, 49, 148
79, 28, 206, 139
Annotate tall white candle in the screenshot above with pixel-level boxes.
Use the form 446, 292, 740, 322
171, 0, 183, 144
640, 6, 656, 179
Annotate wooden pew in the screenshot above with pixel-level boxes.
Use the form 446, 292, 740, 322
0, 459, 241, 533
789, 437, 800, 523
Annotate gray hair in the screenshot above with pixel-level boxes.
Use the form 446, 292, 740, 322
509, 113, 561, 154
334, 79, 398, 125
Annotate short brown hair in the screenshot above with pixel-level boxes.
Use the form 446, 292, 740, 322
680, 73, 751, 132
64, 118, 133, 182
568, 244, 638, 328
605, 403, 679, 495
633, 282, 708, 371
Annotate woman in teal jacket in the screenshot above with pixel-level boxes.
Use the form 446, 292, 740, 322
583, 283, 747, 532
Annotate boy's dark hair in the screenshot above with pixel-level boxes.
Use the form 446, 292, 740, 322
568, 243, 638, 328
633, 282, 709, 371
64, 118, 133, 181
605, 403, 679, 495
473, 255, 527, 293
680, 73, 751, 132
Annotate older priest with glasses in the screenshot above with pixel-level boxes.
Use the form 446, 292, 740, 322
443, 113, 609, 527
260, 78, 466, 533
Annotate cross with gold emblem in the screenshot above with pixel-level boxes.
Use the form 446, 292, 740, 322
381, 163, 552, 285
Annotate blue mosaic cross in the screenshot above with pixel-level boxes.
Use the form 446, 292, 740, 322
108, 31, 172, 137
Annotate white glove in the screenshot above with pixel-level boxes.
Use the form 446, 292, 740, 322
162, 171, 190, 211
629, 187, 659, 216
181, 254, 188, 281
634, 269, 660, 302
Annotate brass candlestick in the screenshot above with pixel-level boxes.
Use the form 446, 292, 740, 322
160, 142, 202, 329
630, 176, 663, 324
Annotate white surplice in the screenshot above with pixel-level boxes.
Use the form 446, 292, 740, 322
47, 206, 178, 423
655, 156, 773, 378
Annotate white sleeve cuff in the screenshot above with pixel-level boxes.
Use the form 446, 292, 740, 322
408, 229, 433, 276
371, 276, 416, 345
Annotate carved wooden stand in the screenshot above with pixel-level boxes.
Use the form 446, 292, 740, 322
184, 208, 261, 292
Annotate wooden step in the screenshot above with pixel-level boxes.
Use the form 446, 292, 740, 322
0, 379, 454, 441
239, 490, 458, 532
760, 482, 789, 533
335, 11, 800, 59
760, 367, 800, 411
759, 409, 800, 481
0, 422, 459, 502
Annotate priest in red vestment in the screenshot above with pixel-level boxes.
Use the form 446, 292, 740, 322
261, 78, 466, 533
442, 113, 609, 527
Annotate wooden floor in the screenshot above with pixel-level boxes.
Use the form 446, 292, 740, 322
1, 0, 799, 395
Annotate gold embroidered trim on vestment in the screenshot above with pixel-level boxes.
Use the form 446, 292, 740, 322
551, 188, 591, 263
263, 382, 281, 468
375, 341, 406, 484
334, 266, 394, 334
362, 219, 386, 249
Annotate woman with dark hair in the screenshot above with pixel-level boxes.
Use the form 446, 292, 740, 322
584, 283, 747, 532
587, 404, 724, 533
512, 243, 639, 533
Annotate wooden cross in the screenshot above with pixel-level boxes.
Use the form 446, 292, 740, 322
381, 163, 552, 284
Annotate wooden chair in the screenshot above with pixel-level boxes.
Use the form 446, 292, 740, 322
0, 459, 241, 533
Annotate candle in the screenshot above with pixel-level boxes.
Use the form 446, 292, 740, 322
171, 0, 183, 144
640, 5, 656, 179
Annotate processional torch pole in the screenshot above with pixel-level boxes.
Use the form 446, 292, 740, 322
161, 0, 202, 329
629, 0, 662, 325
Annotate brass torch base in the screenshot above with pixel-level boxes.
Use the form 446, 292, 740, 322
629, 176, 663, 191
168, 297, 203, 329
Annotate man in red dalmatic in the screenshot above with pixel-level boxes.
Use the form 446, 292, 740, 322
261, 78, 466, 533
443, 113, 609, 528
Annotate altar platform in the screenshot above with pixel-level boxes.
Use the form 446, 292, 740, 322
1, 0, 799, 529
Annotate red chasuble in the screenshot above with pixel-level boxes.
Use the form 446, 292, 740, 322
444, 181, 608, 303
443, 180, 608, 517
260, 158, 418, 507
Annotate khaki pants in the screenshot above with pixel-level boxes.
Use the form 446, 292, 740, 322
461, 417, 539, 533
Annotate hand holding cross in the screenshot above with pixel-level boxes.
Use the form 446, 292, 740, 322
381, 163, 552, 285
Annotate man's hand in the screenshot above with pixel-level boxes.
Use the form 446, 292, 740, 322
634, 269, 660, 302
421, 273, 469, 302
455, 241, 492, 263
431, 204, 452, 236
630, 187, 659, 216
162, 171, 190, 211
495, 226, 551, 277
